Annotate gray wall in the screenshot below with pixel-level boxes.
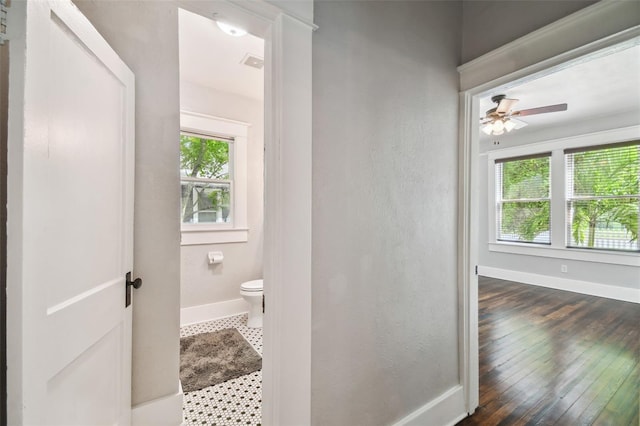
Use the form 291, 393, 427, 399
74, 1, 181, 406
312, 2, 461, 425
180, 81, 264, 309
63, 0, 627, 419
461, 0, 598, 63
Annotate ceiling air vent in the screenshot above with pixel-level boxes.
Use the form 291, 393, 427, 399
241, 53, 264, 70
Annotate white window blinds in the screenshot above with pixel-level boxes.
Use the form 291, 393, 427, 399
565, 141, 639, 252
496, 153, 552, 244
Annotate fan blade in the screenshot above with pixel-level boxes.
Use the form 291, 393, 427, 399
510, 118, 528, 129
515, 103, 567, 117
496, 98, 519, 114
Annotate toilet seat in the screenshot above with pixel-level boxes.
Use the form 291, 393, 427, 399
240, 279, 263, 292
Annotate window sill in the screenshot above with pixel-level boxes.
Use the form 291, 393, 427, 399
488, 242, 640, 267
181, 227, 249, 246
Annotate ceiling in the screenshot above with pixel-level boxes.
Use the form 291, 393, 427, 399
177, 16, 638, 137
479, 41, 640, 145
179, 8, 264, 101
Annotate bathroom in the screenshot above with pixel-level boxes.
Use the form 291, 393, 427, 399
177, 8, 265, 425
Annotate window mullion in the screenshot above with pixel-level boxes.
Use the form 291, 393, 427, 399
502, 197, 550, 203
567, 195, 640, 201
488, 161, 498, 244
551, 149, 565, 248
181, 177, 231, 184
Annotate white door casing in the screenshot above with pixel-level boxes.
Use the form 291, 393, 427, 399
177, 1, 315, 424
7, 0, 135, 424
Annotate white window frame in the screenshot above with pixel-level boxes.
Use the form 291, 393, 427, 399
180, 111, 249, 245
487, 126, 640, 267
180, 130, 234, 226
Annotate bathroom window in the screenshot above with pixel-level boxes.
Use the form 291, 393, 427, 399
180, 111, 249, 245
180, 133, 233, 225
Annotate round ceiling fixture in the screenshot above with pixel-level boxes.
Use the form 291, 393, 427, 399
216, 21, 247, 37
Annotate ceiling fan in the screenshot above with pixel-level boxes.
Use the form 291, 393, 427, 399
480, 94, 568, 136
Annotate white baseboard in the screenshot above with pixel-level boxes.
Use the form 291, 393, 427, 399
392, 385, 467, 426
180, 298, 249, 326
132, 381, 184, 426
479, 266, 640, 303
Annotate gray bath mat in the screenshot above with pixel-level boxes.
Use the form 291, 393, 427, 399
180, 328, 262, 392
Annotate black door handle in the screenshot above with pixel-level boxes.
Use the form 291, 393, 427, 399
127, 272, 143, 289
125, 271, 142, 307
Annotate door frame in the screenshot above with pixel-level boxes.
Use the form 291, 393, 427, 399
177, 2, 315, 425
457, 1, 640, 414
1, 36, 8, 426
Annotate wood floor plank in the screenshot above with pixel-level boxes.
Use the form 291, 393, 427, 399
593, 362, 640, 426
457, 276, 640, 426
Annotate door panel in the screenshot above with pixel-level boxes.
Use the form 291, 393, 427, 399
45, 280, 123, 379
41, 12, 125, 309
46, 323, 123, 425
8, 0, 135, 424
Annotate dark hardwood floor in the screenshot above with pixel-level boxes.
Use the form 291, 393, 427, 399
457, 276, 640, 426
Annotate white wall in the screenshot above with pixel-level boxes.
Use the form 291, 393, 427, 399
180, 81, 264, 309
74, 0, 181, 407
312, 1, 462, 424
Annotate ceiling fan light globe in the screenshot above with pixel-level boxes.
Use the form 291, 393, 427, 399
492, 129, 505, 136
492, 119, 505, 132
481, 123, 494, 135
504, 120, 516, 132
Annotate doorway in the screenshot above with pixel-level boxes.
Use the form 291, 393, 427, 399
458, 4, 640, 416
178, 7, 266, 424
176, 2, 315, 424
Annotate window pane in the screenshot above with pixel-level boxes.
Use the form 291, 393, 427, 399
565, 143, 639, 252
499, 201, 551, 244
181, 181, 231, 224
567, 144, 639, 197
180, 134, 231, 180
566, 198, 639, 251
500, 156, 550, 200
496, 155, 551, 243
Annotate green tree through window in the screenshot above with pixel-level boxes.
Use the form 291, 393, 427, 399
497, 155, 551, 243
567, 143, 639, 250
180, 134, 232, 224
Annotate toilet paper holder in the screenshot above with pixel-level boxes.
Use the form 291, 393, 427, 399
208, 251, 224, 265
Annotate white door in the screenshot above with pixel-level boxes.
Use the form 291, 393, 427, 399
7, 0, 135, 424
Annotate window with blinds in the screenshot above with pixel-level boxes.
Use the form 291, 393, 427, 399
565, 141, 639, 252
496, 153, 551, 244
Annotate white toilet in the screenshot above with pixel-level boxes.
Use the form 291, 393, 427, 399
240, 279, 263, 328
